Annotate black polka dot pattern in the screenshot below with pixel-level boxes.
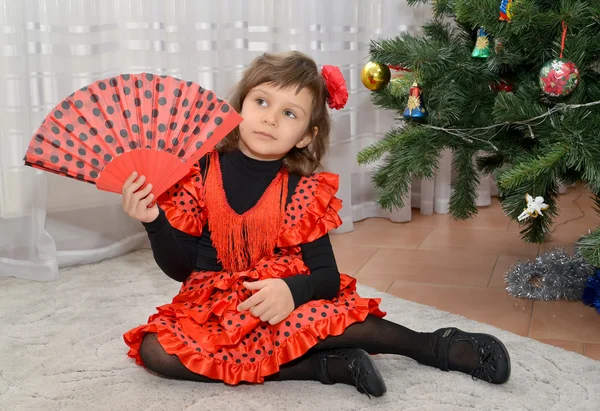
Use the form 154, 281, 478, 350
281, 175, 321, 231
157, 164, 206, 234
126, 253, 377, 383
23, 72, 241, 186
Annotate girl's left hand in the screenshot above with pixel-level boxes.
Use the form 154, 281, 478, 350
238, 279, 295, 325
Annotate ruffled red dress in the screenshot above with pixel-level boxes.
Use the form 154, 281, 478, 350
123, 154, 386, 385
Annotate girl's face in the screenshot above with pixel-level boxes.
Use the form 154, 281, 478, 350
237, 82, 317, 161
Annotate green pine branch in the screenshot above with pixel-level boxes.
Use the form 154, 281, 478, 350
495, 145, 567, 242
492, 81, 547, 123
576, 227, 600, 267
497, 177, 561, 243
476, 153, 507, 176
496, 144, 567, 193
362, 0, 600, 259
561, 111, 600, 192
368, 34, 460, 77
362, 126, 441, 210
357, 127, 409, 165
422, 20, 454, 44
516, 189, 559, 243
449, 147, 480, 219
558, 167, 584, 186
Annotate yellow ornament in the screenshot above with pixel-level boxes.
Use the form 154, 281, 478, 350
361, 62, 391, 91
476, 35, 490, 50
407, 95, 421, 110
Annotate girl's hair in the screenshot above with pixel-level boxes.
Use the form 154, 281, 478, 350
216, 51, 331, 176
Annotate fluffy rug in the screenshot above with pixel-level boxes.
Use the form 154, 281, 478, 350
1, 249, 598, 411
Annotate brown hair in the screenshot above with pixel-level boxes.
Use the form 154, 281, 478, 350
216, 51, 331, 175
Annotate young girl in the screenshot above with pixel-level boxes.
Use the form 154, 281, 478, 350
121, 51, 511, 398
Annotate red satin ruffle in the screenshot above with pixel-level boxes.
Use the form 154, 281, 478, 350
123, 272, 385, 385
157, 161, 206, 237
277, 171, 343, 248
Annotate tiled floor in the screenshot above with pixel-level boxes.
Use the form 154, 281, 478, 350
330, 184, 600, 361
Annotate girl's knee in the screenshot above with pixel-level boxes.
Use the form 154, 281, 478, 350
137, 332, 216, 383
139, 332, 168, 371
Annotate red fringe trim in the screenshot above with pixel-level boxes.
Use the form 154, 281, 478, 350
158, 159, 343, 246
204, 152, 288, 272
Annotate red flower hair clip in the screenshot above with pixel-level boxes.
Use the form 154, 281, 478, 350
321, 65, 348, 110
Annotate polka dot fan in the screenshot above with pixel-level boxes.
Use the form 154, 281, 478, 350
23, 73, 242, 198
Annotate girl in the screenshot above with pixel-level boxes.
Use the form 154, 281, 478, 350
121, 51, 511, 398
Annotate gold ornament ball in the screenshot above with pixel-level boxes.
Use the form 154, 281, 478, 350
361, 62, 391, 91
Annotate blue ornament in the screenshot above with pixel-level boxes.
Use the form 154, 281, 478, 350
582, 269, 600, 314
403, 82, 427, 121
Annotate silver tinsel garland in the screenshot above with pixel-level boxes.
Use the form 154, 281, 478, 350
504, 247, 595, 300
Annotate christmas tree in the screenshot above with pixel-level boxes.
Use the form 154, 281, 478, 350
358, 0, 600, 266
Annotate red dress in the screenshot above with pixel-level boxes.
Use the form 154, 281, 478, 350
123, 157, 386, 384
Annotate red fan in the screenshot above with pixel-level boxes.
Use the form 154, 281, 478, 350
23, 73, 242, 198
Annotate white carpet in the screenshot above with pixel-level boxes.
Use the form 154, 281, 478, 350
1, 249, 599, 411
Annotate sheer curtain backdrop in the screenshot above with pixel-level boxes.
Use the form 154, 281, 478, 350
1, 0, 498, 281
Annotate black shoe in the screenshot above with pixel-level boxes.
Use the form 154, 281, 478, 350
315, 348, 387, 398
434, 327, 511, 384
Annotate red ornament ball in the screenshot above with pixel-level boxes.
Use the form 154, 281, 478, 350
538, 58, 580, 97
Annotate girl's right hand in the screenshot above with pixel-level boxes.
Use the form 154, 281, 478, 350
121, 172, 159, 223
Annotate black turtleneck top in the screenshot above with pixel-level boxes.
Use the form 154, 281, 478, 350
142, 150, 341, 308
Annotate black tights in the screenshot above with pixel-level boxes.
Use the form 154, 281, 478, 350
138, 315, 478, 384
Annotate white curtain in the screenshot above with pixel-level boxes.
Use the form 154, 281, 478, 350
2, 0, 470, 282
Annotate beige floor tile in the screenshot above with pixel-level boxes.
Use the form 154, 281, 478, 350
355, 248, 496, 287
331, 218, 434, 249
539, 220, 600, 255
507, 220, 522, 233
529, 300, 600, 343
408, 199, 511, 231
355, 277, 395, 293
386, 282, 533, 336
553, 205, 591, 226
330, 244, 378, 276
558, 186, 597, 209
418, 228, 539, 256
489, 254, 530, 288
584, 344, 600, 361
